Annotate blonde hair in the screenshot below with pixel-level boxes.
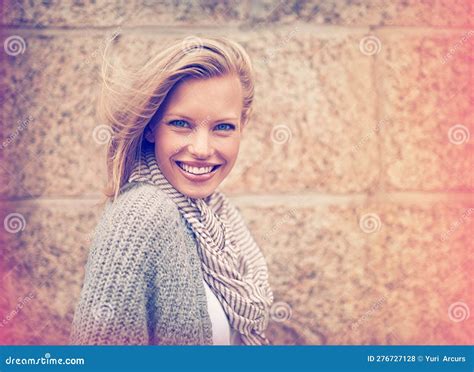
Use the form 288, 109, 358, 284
98, 36, 255, 204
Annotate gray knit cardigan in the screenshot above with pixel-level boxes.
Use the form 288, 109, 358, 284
70, 181, 215, 345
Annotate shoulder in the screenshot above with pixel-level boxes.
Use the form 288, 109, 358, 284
90, 182, 183, 263
110, 181, 180, 222
98, 181, 181, 234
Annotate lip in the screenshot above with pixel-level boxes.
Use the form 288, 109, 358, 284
176, 160, 222, 167
174, 160, 223, 182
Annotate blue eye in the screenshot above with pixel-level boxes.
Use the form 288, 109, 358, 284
214, 123, 236, 131
169, 119, 190, 128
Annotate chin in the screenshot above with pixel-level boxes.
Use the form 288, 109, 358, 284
182, 189, 214, 199
176, 181, 217, 199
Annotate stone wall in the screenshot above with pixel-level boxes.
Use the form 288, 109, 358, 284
0, 0, 472, 345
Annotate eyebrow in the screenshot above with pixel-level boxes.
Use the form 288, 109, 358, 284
164, 113, 239, 123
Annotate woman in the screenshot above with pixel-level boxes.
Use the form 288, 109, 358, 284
70, 36, 274, 345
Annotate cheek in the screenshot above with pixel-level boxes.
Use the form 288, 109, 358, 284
155, 128, 182, 160
218, 136, 241, 163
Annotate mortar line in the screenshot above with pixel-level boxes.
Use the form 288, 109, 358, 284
2, 191, 472, 206
1, 23, 472, 37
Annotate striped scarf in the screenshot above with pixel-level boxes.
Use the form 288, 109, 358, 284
128, 145, 274, 345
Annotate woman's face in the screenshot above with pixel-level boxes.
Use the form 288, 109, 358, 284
145, 74, 244, 199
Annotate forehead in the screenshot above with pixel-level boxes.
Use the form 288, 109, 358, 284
164, 75, 243, 119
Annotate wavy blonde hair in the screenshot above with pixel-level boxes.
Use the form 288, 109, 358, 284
98, 36, 255, 204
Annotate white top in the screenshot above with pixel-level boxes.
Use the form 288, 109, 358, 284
202, 278, 242, 345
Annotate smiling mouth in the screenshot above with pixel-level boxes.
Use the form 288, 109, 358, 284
175, 161, 222, 175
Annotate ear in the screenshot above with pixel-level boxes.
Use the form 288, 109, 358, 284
144, 125, 155, 143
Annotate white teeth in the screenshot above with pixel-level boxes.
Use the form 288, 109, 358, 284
178, 162, 214, 175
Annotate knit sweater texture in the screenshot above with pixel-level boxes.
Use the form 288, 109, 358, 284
70, 181, 217, 345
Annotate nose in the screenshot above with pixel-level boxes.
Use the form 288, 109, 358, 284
188, 128, 214, 159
